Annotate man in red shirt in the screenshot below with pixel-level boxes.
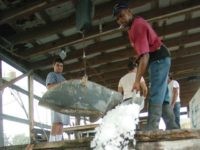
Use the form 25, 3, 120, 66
113, 2, 179, 130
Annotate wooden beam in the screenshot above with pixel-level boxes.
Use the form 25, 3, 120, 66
0, 70, 33, 90
0, 114, 50, 129
63, 124, 99, 133
141, 0, 200, 22
28, 74, 35, 143
2, 78, 42, 100
38, 48, 199, 80
165, 33, 200, 47
21, 32, 128, 60
67, 49, 131, 72
90, 69, 127, 82
22, 0, 197, 47
63, 44, 200, 80
66, 59, 130, 79
30, 15, 200, 70
33, 138, 92, 149
172, 68, 200, 81
2, 129, 200, 149
0, 0, 69, 24
0, 60, 3, 146
6, 0, 197, 59
171, 45, 200, 59
156, 18, 200, 37
95, 67, 200, 84
23, 16, 200, 61
0, 0, 47, 24
8, 0, 151, 44
136, 129, 200, 142
96, 70, 199, 87
22, 10, 198, 63
39, 34, 200, 75
104, 74, 200, 88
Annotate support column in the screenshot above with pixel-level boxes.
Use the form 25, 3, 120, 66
28, 74, 35, 143
0, 60, 4, 146
75, 115, 81, 139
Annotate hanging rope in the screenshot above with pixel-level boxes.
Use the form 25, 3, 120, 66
79, 30, 106, 87
81, 31, 88, 86
80, 31, 107, 86
82, 32, 87, 77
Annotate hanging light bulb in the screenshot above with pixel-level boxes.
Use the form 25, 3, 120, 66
58, 50, 66, 60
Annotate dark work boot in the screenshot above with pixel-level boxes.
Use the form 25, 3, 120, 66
146, 104, 162, 130
162, 104, 179, 130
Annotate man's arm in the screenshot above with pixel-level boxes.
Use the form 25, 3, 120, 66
46, 72, 61, 90
133, 53, 149, 92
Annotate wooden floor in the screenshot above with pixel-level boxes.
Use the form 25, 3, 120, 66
1, 129, 200, 150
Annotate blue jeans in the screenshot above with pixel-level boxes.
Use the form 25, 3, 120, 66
148, 57, 171, 104
173, 102, 181, 128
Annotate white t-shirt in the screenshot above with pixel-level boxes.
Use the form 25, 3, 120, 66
168, 80, 180, 103
118, 71, 144, 100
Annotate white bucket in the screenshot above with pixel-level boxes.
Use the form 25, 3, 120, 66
4, 71, 16, 81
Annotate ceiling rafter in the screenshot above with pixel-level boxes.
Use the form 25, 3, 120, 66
66, 46, 200, 80
7, 0, 151, 44
28, 16, 200, 70
15, 15, 200, 65
0, 0, 70, 24
34, 32, 200, 73
91, 62, 200, 84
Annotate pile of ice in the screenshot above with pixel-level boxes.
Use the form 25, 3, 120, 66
91, 102, 141, 150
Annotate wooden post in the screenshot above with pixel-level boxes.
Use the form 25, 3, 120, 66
0, 60, 4, 146
75, 115, 81, 139
28, 74, 35, 143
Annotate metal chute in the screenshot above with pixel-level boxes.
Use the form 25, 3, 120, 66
39, 79, 123, 121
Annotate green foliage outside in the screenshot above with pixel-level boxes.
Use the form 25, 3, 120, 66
4, 134, 29, 146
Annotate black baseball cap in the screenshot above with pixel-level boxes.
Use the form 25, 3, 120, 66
113, 2, 128, 16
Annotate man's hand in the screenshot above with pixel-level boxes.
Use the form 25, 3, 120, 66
132, 81, 140, 93
140, 81, 148, 97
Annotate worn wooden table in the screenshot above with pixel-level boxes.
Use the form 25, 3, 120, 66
2, 129, 200, 150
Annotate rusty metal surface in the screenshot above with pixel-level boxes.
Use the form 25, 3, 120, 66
39, 79, 123, 118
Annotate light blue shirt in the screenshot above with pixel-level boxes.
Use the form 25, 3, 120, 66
46, 72, 65, 86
